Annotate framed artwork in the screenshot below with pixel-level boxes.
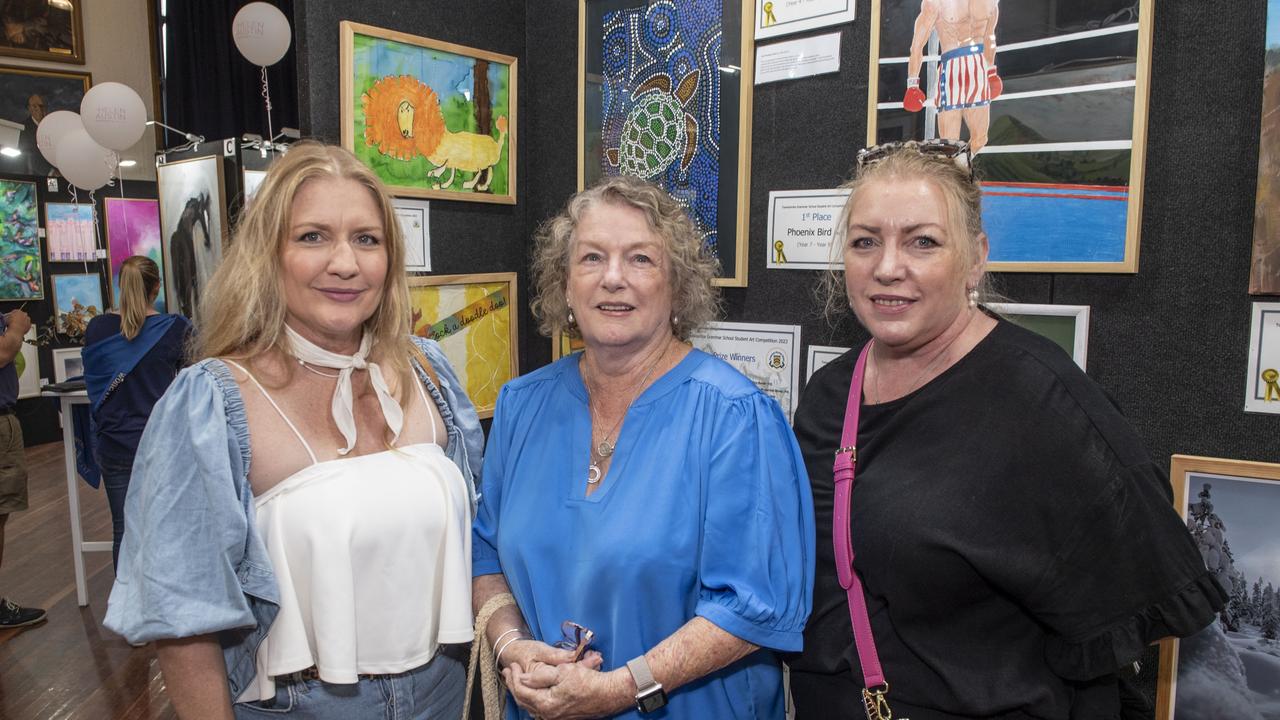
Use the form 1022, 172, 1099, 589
867, 0, 1154, 272
51, 347, 83, 383
1157, 455, 1280, 720
987, 302, 1090, 369
44, 201, 97, 261
688, 321, 800, 420
1251, 0, 1280, 295
755, 0, 854, 40
579, 0, 755, 287
806, 344, 849, 381
0, 0, 84, 64
407, 272, 518, 419
391, 197, 431, 272
16, 327, 39, 399
552, 331, 586, 361
50, 272, 102, 335
157, 155, 228, 321
0, 178, 41, 299
242, 169, 268, 206
340, 21, 517, 205
0, 65, 90, 177
105, 197, 164, 312
1244, 301, 1280, 415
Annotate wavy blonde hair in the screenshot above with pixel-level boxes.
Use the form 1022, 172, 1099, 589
196, 141, 413, 395
530, 175, 720, 342
818, 146, 996, 321
117, 255, 160, 340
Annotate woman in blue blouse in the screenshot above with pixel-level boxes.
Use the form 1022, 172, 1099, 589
82, 255, 191, 569
472, 176, 815, 719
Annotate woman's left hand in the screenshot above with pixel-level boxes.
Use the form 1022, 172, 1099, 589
503, 660, 629, 720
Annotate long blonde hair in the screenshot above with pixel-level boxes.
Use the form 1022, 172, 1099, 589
117, 255, 160, 340
196, 141, 413, 393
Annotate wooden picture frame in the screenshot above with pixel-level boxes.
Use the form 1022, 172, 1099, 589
1157, 455, 1280, 720
866, 0, 1154, 273
340, 21, 517, 205
552, 331, 585, 361
0, 0, 85, 64
1251, 0, 1280, 295
986, 302, 1090, 369
0, 65, 90, 178
51, 346, 83, 383
407, 272, 518, 419
578, 0, 754, 287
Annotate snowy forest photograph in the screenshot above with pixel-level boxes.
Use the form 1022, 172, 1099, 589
1160, 459, 1280, 720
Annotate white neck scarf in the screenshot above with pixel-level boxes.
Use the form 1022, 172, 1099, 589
285, 325, 404, 455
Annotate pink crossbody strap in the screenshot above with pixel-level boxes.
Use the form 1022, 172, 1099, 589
832, 342, 890, 705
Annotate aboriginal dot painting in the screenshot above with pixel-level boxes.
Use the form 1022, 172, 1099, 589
600, 0, 722, 256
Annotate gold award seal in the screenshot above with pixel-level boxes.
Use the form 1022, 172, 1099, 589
1263, 368, 1279, 402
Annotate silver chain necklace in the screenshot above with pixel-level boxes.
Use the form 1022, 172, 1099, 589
583, 339, 672, 485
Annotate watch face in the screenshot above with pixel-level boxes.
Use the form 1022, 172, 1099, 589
636, 687, 668, 713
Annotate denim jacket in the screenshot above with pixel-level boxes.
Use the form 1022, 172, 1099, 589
103, 337, 484, 700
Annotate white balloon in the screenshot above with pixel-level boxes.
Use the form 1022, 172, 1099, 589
35, 111, 82, 168
232, 2, 291, 67
56, 128, 113, 190
80, 82, 147, 151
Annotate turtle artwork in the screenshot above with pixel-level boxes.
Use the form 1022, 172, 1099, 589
605, 70, 700, 181
597, 0, 723, 260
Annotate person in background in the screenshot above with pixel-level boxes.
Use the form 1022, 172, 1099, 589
82, 256, 192, 569
472, 175, 814, 719
104, 141, 483, 719
0, 306, 44, 629
787, 140, 1225, 719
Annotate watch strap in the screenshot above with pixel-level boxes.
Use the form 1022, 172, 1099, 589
626, 656, 657, 691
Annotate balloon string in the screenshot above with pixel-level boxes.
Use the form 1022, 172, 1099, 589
260, 67, 274, 147
86, 189, 99, 274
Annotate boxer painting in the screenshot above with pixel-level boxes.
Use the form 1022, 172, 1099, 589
902, 0, 1002, 152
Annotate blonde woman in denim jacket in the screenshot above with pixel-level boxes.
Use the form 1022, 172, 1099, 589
105, 143, 484, 720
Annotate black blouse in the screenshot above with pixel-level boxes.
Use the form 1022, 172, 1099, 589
788, 321, 1225, 720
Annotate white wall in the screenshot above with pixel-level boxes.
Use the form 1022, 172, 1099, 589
5, 0, 159, 181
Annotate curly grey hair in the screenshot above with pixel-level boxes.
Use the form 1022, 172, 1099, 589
530, 175, 720, 342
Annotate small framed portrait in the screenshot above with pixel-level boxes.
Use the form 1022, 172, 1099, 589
51, 346, 83, 383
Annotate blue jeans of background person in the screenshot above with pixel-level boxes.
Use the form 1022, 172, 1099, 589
233, 648, 465, 719
95, 452, 133, 571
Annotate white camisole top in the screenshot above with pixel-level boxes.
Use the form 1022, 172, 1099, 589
225, 361, 473, 702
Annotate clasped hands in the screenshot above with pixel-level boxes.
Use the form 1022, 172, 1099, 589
500, 639, 629, 720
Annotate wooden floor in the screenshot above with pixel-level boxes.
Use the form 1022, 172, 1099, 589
0, 442, 176, 720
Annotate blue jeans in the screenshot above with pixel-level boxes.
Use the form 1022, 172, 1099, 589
233, 648, 466, 720
96, 452, 134, 571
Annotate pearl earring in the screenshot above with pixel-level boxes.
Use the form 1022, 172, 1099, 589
568, 308, 575, 325
968, 288, 979, 309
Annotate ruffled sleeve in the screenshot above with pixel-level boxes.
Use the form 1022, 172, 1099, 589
104, 363, 267, 643
695, 392, 816, 652
471, 384, 509, 577
1025, 461, 1227, 681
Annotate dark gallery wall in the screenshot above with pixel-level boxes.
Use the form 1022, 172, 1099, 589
292, 0, 536, 374
293, 0, 1275, 472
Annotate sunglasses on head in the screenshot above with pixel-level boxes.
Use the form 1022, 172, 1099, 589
856, 139, 974, 180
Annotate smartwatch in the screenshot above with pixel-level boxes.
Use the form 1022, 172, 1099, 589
626, 656, 668, 714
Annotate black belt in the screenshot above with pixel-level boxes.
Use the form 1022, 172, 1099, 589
0, 407, 15, 416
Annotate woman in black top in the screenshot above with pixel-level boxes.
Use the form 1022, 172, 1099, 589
788, 142, 1225, 719
82, 256, 191, 568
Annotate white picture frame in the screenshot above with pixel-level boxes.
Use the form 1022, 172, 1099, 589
806, 344, 850, 382
16, 327, 40, 399
392, 198, 431, 272
1244, 301, 1280, 415
688, 321, 801, 420
755, 0, 855, 40
987, 303, 1090, 370
52, 347, 83, 383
